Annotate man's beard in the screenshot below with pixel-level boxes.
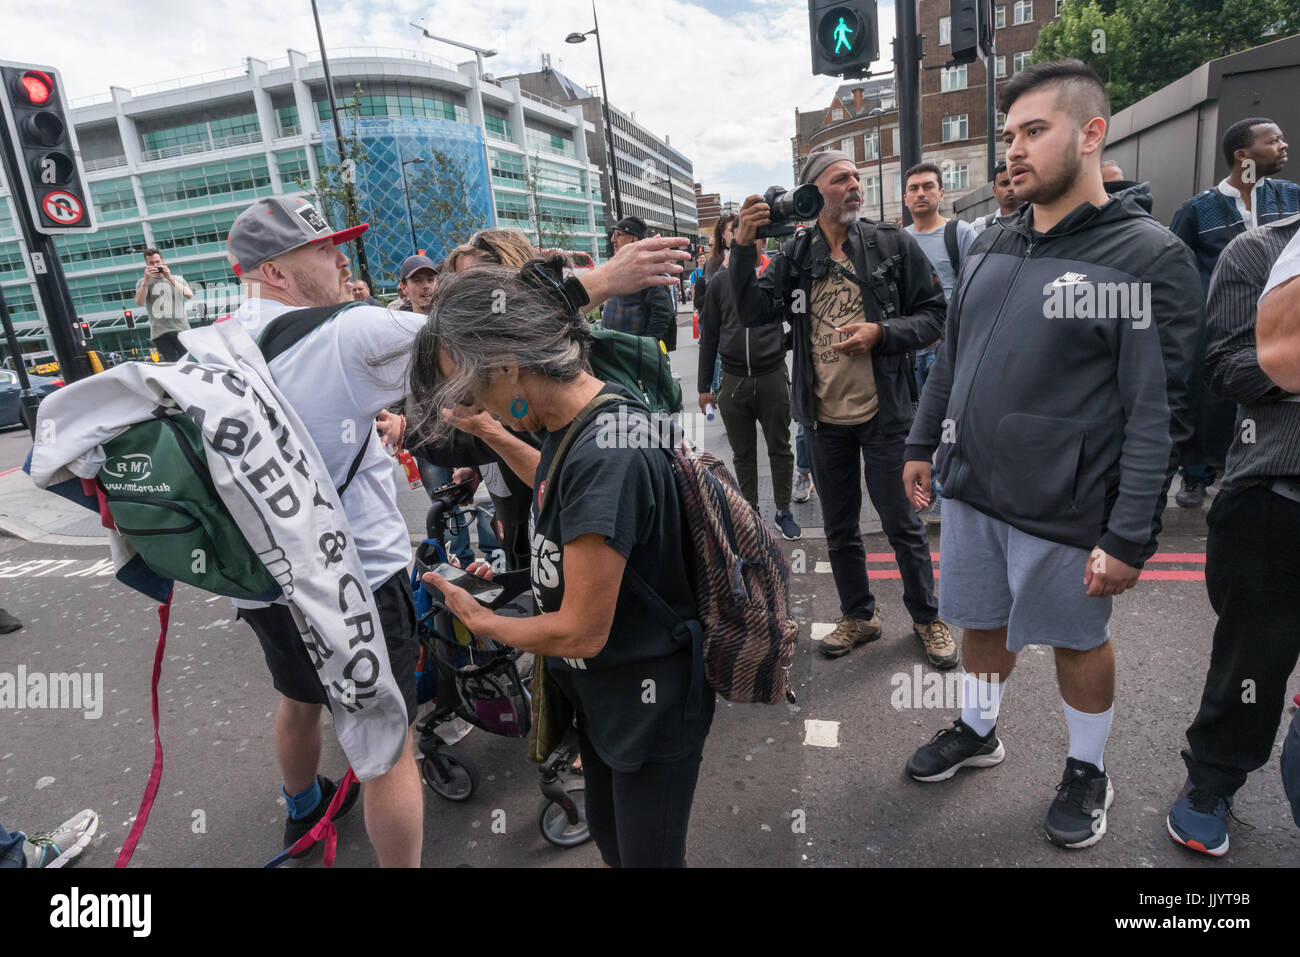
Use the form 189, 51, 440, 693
1018, 145, 1082, 207
292, 267, 349, 307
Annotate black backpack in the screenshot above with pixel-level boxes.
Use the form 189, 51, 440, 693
943, 218, 962, 272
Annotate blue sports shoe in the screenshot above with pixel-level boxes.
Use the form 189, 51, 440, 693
1167, 779, 1230, 857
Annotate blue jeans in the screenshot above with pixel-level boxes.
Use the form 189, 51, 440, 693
711, 354, 722, 394
0, 822, 26, 867
795, 424, 810, 474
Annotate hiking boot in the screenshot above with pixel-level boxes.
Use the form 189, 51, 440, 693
914, 618, 959, 669
906, 718, 1005, 781
1176, 476, 1206, 508
819, 614, 882, 658
0, 608, 21, 634
775, 509, 802, 541
1045, 757, 1114, 849
22, 808, 99, 868
793, 472, 815, 504
1167, 778, 1230, 857
284, 775, 361, 855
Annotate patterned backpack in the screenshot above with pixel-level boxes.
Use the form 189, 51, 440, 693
549, 394, 799, 704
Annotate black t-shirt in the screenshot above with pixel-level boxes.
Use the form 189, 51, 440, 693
530, 385, 715, 772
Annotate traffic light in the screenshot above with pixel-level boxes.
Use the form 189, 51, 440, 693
951, 0, 995, 64
809, 0, 879, 79
79, 320, 92, 340
0, 61, 96, 235
123, 309, 135, 329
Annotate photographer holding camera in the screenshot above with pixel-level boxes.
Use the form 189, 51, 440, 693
133, 248, 194, 361
731, 150, 956, 668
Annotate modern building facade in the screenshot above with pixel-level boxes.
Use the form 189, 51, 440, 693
0, 47, 608, 356
509, 60, 699, 243
695, 183, 722, 234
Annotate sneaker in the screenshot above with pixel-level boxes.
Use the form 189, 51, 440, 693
819, 614, 882, 658
1166, 779, 1230, 857
923, 496, 942, 524
1045, 757, 1115, 849
792, 472, 815, 504
914, 618, 959, 669
775, 509, 802, 541
0, 608, 20, 634
1176, 475, 1206, 508
284, 775, 361, 855
906, 718, 1005, 782
22, 808, 99, 868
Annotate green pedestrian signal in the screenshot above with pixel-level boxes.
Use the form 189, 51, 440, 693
810, 2, 876, 76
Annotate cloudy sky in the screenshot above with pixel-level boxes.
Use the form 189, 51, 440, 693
10, 0, 897, 204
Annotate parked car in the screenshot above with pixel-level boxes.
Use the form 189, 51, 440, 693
0, 369, 63, 430
3, 351, 59, 377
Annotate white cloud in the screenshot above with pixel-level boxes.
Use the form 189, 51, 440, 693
13, 0, 897, 207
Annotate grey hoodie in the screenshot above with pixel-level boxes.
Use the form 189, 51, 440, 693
904, 185, 1202, 567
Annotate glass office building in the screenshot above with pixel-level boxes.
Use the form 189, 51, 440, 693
0, 48, 608, 355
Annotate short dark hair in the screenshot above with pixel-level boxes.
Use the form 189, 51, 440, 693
999, 58, 1110, 134
1222, 117, 1275, 168
904, 162, 943, 189
143, 248, 161, 259
994, 160, 1008, 177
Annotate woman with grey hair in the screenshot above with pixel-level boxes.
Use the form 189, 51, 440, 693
415, 258, 715, 868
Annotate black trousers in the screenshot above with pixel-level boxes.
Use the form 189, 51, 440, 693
804, 416, 939, 623
153, 332, 187, 362
1183, 485, 1300, 796
716, 367, 794, 512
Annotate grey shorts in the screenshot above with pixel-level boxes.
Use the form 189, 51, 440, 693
938, 497, 1111, 653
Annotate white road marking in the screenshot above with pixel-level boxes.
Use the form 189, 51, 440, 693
810, 622, 835, 642
803, 719, 840, 748
815, 561, 831, 573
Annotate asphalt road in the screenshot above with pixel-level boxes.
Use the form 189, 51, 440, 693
1, 312, 1296, 868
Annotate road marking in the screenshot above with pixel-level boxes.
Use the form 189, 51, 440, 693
804, 719, 840, 748
815, 561, 831, 573
810, 622, 835, 642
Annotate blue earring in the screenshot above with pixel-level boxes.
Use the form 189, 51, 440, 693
510, 396, 528, 418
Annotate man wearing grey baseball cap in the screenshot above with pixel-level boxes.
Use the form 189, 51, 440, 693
223, 195, 690, 865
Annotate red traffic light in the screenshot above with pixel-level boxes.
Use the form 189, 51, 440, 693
17, 70, 53, 105
123, 310, 132, 319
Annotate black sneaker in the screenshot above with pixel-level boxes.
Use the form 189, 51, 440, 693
1175, 476, 1205, 508
284, 774, 361, 856
905, 718, 1005, 782
0, 608, 21, 634
1045, 757, 1114, 849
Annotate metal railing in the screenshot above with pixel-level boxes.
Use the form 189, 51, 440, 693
132, 64, 250, 97
69, 91, 114, 108
82, 155, 128, 172
519, 89, 569, 112
305, 46, 460, 72
276, 124, 302, 138
140, 129, 263, 163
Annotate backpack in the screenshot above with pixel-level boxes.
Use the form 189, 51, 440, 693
96, 302, 369, 601
943, 217, 962, 272
544, 394, 798, 705
587, 326, 683, 415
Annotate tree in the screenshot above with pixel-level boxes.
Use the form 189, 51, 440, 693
526, 153, 575, 252
1033, 0, 1296, 113
405, 147, 485, 261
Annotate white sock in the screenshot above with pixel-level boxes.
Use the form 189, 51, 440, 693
1063, 700, 1113, 772
961, 672, 1006, 738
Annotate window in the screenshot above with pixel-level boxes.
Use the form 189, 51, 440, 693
942, 164, 970, 191
995, 5, 1006, 28
89, 179, 138, 222
864, 174, 881, 209
0, 245, 26, 281
52, 224, 148, 273
893, 173, 903, 203
997, 110, 1007, 129
488, 149, 526, 187
864, 128, 880, 159
276, 105, 300, 137
0, 202, 16, 240
485, 113, 513, 141
139, 157, 273, 214
995, 55, 1007, 77
1054, 0, 1064, 14
942, 114, 969, 142
66, 271, 146, 317
941, 65, 968, 92
0, 285, 37, 323
832, 106, 844, 121
275, 149, 311, 189
840, 137, 854, 158
525, 127, 576, 159
493, 190, 530, 226
1013, 51, 1031, 73
1014, 0, 1033, 24
314, 95, 467, 123
150, 210, 241, 259
939, 16, 951, 44
534, 160, 585, 198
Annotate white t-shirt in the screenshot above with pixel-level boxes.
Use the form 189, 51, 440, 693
228, 298, 427, 589
1261, 222, 1300, 303
1218, 178, 1265, 230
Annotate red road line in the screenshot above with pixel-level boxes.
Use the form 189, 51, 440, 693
0, 466, 20, 478
856, 569, 1205, 581
860, 552, 1205, 564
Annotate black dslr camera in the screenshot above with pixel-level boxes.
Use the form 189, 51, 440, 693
756, 184, 824, 239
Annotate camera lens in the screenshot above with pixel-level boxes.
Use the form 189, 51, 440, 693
791, 184, 824, 219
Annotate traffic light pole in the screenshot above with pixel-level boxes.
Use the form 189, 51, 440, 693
0, 109, 91, 383
0, 285, 41, 436
894, 0, 923, 227
986, 46, 998, 180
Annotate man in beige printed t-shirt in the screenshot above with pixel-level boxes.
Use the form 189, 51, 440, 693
810, 254, 879, 426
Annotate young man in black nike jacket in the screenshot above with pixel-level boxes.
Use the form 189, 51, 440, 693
899, 60, 1202, 849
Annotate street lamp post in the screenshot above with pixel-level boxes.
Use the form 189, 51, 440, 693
867, 106, 887, 222
399, 154, 426, 252
566, 3, 623, 221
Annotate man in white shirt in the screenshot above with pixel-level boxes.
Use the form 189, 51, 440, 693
223, 195, 688, 865
971, 161, 1020, 235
